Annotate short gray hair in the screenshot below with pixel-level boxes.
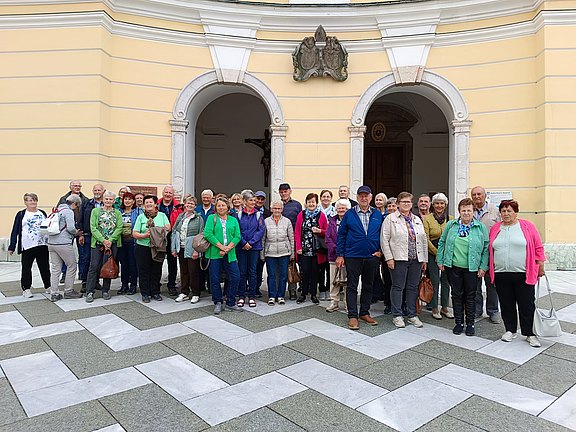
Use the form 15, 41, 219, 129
431, 192, 448, 205
201, 189, 213, 198
241, 189, 255, 201
66, 194, 82, 206
103, 191, 116, 199
270, 200, 284, 210
386, 197, 397, 206
335, 198, 351, 210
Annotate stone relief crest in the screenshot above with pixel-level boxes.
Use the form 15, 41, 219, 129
292, 25, 348, 82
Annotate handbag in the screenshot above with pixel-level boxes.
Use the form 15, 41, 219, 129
288, 260, 301, 284
312, 234, 327, 253
99, 249, 119, 279
533, 275, 562, 337
416, 272, 434, 315
332, 266, 347, 289
192, 214, 217, 253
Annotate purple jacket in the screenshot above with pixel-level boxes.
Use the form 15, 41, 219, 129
325, 215, 341, 262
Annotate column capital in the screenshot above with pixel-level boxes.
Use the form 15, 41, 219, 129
348, 125, 367, 138
451, 119, 472, 134
170, 119, 189, 133
270, 124, 288, 137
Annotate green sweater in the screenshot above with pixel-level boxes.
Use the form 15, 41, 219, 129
204, 214, 241, 262
90, 207, 123, 248
437, 218, 489, 272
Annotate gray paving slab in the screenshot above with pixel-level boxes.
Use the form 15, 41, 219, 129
208, 407, 305, 432
13, 299, 62, 318
100, 383, 208, 432
0, 338, 51, 361
0, 378, 26, 427
544, 342, 576, 363
205, 346, 309, 385
412, 340, 518, 378
161, 333, 243, 368
269, 389, 395, 432
447, 396, 573, 432
0, 400, 116, 432
25, 307, 108, 326
471, 318, 507, 340
0, 304, 16, 314
103, 301, 160, 321
352, 349, 448, 391
559, 320, 576, 333
540, 293, 576, 311
416, 414, 485, 432
129, 308, 210, 330
285, 335, 378, 373
237, 310, 313, 333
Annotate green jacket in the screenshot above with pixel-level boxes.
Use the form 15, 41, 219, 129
90, 207, 123, 248
204, 214, 241, 262
437, 218, 489, 271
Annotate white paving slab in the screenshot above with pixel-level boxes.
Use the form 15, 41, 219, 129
182, 316, 252, 342
78, 314, 140, 339
49, 295, 132, 312
0, 295, 42, 306
183, 372, 306, 426
404, 323, 493, 351
0, 320, 83, 346
92, 424, 126, 432
136, 355, 228, 401
539, 382, 576, 430
243, 299, 314, 316
289, 318, 370, 347
357, 377, 471, 432
129, 296, 209, 314
223, 325, 309, 355
0, 310, 31, 332
543, 332, 576, 348
427, 364, 556, 415
101, 323, 195, 351
556, 302, 576, 324
348, 329, 429, 360
476, 336, 553, 365
0, 365, 4, 378
279, 359, 388, 408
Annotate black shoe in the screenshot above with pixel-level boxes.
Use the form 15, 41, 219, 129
168, 289, 178, 297
152, 294, 163, 301
296, 296, 306, 304
81, 281, 87, 294
426, 306, 433, 311
127, 286, 137, 295
142, 296, 150, 303
118, 285, 128, 295
453, 323, 464, 335
465, 324, 475, 336
96, 282, 102, 291
50, 293, 63, 302
311, 296, 319, 304
383, 305, 392, 315
64, 290, 82, 299
289, 290, 297, 301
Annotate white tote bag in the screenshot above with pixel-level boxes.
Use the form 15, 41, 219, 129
533, 275, 562, 337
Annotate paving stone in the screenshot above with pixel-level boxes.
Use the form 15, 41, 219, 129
103, 301, 160, 322
285, 336, 378, 373
129, 308, 211, 330
0, 400, 116, 432
0, 378, 26, 427
161, 333, 242, 368
269, 389, 395, 432
25, 307, 108, 326
100, 383, 208, 432
208, 407, 305, 432
205, 346, 309, 385
447, 396, 573, 432
416, 414, 484, 432
13, 299, 61, 318
0, 338, 51, 361
559, 320, 576, 333
0, 281, 21, 291
412, 340, 518, 378
238, 310, 312, 333
0, 305, 16, 314
471, 318, 506, 340
540, 293, 576, 311
544, 342, 576, 363
352, 349, 447, 391
503, 353, 576, 397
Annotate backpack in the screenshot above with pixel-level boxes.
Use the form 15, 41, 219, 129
39, 209, 61, 236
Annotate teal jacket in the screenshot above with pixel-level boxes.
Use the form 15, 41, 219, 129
437, 218, 489, 271
90, 207, 123, 248
204, 214, 241, 262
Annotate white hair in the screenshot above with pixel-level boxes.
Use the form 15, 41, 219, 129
201, 189, 213, 198
103, 190, 116, 199
66, 194, 82, 206
431, 192, 448, 205
335, 198, 351, 210
375, 192, 388, 203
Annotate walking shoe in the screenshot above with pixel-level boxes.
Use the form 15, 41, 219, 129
268, 298, 275, 306
190, 296, 200, 304
142, 296, 150, 303
296, 296, 306, 304
214, 303, 222, 314
465, 324, 475, 336
289, 290, 297, 301
64, 290, 82, 299
432, 311, 442, 320
175, 294, 190, 302
407, 316, 424, 328
59, 274, 65, 285
168, 289, 178, 297
383, 305, 392, 315
248, 298, 257, 307
392, 316, 406, 328
225, 304, 244, 312
359, 315, 378, 326
440, 309, 454, 319
489, 312, 501, 324
85, 293, 94, 303
50, 293, 63, 302
152, 294, 163, 301
501, 331, 517, 342
453, 323, 464, 335
348, 318, 360, 330
526, 336, 541, 347
117, 285, 128, 295
45, 288, 51, 294
102, 291, 111, 300
22, 289, 33, 298
81, 281, 87, 293
127, 286, 137, 295
277, 298, 285, 305
311, 296, 320, 304
326, 302, 339, 313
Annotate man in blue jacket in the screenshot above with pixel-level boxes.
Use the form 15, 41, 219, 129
336, 185, 383, 330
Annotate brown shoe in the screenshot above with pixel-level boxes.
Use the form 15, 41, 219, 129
359, 315, 378, 326
348, 318, 360, 330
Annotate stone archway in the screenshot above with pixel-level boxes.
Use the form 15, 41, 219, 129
170, 71, 286, 199
350, 71, 471, 211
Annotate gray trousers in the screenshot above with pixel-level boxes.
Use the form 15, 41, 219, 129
390, 260, 421, 318
48, 244, 77, 294
476, 273, 499, 317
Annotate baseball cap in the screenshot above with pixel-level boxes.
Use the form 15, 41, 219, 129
255, 190, 266, 198
357, 185, 372, 195
278, 183, 291, 190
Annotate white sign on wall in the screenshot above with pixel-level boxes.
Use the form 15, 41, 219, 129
486, 191, 513, 206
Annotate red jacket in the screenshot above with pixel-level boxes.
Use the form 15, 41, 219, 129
294, 210, 328, 265
157, 198, 183, 228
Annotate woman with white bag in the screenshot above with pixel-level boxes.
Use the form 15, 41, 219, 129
488, 199, 546, 347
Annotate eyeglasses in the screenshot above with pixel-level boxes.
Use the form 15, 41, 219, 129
399, 201, 412, 204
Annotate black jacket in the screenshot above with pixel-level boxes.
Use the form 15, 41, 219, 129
78, 198, 100, 234
9, 209, 48, 254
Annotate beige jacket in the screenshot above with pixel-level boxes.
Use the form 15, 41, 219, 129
476, 202, 501, 230
261, 216, 294, 258
381, 211, 428, 263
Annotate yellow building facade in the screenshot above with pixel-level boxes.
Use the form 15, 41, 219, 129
1, 0, 575, 267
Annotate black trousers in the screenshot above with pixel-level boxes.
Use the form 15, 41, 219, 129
135, 244, 162, 297
21, 245, 51, 290
494, 272, 536, 336
165, 232, 178, 290
346, 256, 379, 319
299, 255, 318, 297
317, 261, 329, 293
446, 266, 477, 325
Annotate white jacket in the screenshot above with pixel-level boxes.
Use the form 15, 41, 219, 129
381, 211, 428, 263
262, 216, 294, 258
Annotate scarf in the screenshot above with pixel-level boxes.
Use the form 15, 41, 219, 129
402, 213, 416, 240
144, 208, 158, 228
458, 219, 472, 237
433, 211, 447, 225
304, 207, 321, 219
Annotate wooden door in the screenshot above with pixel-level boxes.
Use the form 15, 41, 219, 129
364, 144, 409, 197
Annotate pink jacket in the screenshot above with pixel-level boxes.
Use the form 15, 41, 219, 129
488, 219, 545, 285
294, 210, 328, 265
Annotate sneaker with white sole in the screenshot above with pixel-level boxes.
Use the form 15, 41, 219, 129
325, 302, 339, 313
22, 289, 33, 298
392, 316, 406, 328
190, 296, 200, 304
501, 331, 517, 342
407, 316, 424, 328
277, 297, 285, 305
526, 336, 541, 347
175, 293, 189, 302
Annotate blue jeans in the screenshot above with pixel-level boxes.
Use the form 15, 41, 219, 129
237, 248, 260, 299
209, 258, 240, 307
118, 239, 138, 288
266, 256, 290, 299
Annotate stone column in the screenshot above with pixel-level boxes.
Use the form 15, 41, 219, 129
170, 119, 189, 198
451, 119, 472, 206
270, 124, 287, 202
349, 125, 367, 198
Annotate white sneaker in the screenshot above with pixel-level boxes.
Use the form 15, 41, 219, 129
190, 296, 200, 304
501, 331, 517, 342
527, 336, 541, 347
393, 316, 406, 328
407, 316, 424, 328
175, 294, 189, 302
22, 289, 33, 298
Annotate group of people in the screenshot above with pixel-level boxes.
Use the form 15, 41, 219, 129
9, 181, 545, 347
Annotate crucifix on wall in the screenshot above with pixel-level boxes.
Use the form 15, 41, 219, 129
245, 129, 271, 187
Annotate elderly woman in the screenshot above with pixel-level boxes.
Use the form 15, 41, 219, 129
386, 197, 398, 215
262, 200, 294, 305
85, 191, 123, 303
381, 192, 428, 328
204, 197, 243, 314
374, 193, 388, 215
47, 194, 82, 302
318, 189, 336, 300
8, 193, 51, 298
489, 200, 545, 347
133, 195, 171, 303
372, 192, 389, 305
114, 186, 131, 209
230, 193, 243, 215
171, 195, 204, 304
320, 190, 337, 220
438, 198, 488, 336
423, 193, 454, 320
325, 198, 351, 312
295, 192, 328, 304
117, 192, 142, 295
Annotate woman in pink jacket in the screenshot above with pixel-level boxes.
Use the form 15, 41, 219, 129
488, 199, 545, 348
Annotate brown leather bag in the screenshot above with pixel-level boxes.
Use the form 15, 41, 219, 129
99, 249, 119, 279
417, 272, 434, 314
287, 260, 301, 284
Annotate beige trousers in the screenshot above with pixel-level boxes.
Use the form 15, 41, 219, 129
329, 262, 347, 307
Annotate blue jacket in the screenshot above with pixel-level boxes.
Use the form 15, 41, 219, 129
195, 204, 215, 223
78, 198, 101, 234
336, 207, 383, 258
282, 199, 302, 228
237, 209, 265, 251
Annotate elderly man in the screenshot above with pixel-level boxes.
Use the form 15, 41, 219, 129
279, 183, 302, 300
336, 185, 383, 330
336, 185, 358, 207
157, 185, 182, 296
195, 189, 215, 222
471, 186, 501, 323
414, 194, 431, 219
77, 184, 105, 292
